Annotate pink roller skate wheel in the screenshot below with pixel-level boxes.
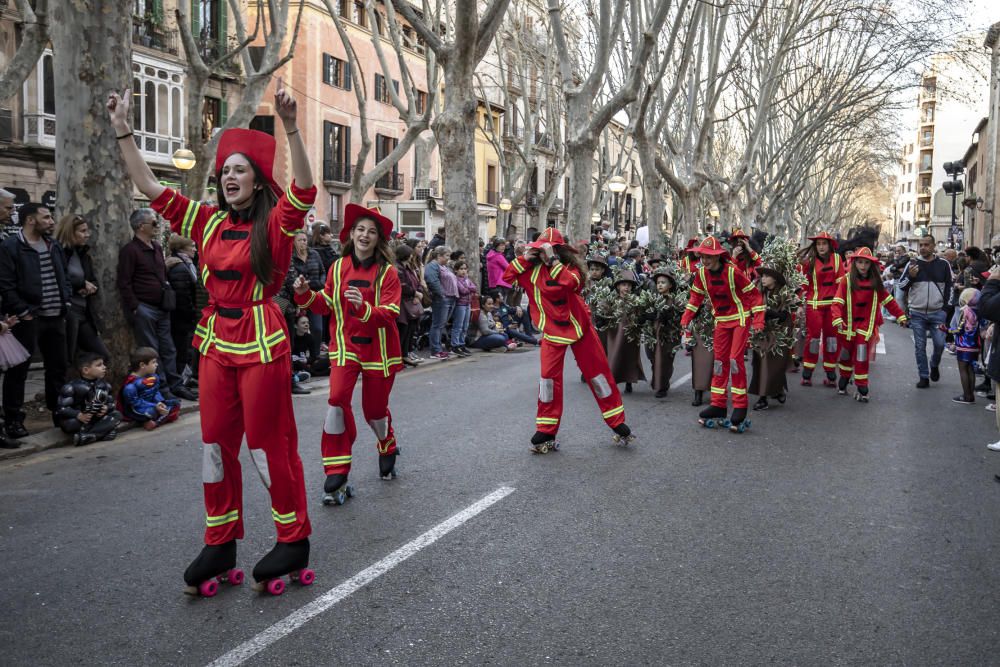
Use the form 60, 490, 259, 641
228, 568, 245, 585
298, 569, 315, 586
266, 578, 285, 596
198, 579, 219, 597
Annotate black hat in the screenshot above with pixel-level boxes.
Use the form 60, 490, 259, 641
586, 254, 609, 267
757, 267, 786, 288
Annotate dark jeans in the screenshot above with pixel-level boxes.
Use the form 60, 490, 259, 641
470, 333, 507, 350
397, 319, 416, 357
4, 315, 68, 423
170, 317, 196, 377
505, 328, 537, 345
66, 306, 110, 364
133, 302, 181, 392
305, 311, 323, 362
430, 296, 456, 353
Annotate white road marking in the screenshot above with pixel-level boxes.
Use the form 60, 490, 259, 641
877, 334, 886, 355
206, 486, 516, 667
674, 371, 693, 386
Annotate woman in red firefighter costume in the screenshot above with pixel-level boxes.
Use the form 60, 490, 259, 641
108, 81, 315, 597
503, 228, 635, 454
680, 237, 765, 433
797, 231, 846, 387
831, 247, 908, 402
293, 205, 402, 505
727, 228, 762, 279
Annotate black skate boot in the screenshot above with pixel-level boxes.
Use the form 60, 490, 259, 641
698, 405, 727, 428
322, 473, 354, 506
530, 430, 559, 454
183, 540, 243, 597
379, 449, 398, 480
252, 538, 313, 595
612, 423, 635, 447
753, 396, 769, 411
691, 389, 704, 406
729, 407, 751, 433
800, 370, 812, 386
823, 371, 837, 387
837, 376, 849, 395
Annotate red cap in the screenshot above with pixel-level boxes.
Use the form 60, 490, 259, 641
215, 129, 282, 198
340, 203, 394, 243
695, 236, 728, 256
528, 227, 566, 248
848, 247, 881, 268
807, 231, 839, 250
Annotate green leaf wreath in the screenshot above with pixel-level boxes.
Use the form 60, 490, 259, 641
749, 237, 806, 357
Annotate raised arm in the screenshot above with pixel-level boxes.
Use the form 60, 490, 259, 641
274, 77, 313, 190
106, 89, 165, 202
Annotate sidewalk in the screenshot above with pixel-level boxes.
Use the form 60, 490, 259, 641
0, 345, 538, 463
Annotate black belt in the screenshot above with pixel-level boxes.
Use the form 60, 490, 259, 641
551, 299, 566, 306
552, 320, 570, 327
348, 279, 371, 288
546, 280, 560, 286
217, 307, 243, 319
214, 270, 242, 281
220, 230, 249, 241
350, 336, 372, 344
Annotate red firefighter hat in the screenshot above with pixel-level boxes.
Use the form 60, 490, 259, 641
729, 228, 750, 241
215, 128, 282, 198
848, 247, 881, 268
807, 231, 839, 250
694, 236, 729, 257
684, 238, 700, 252
528, 227, 566, 248
340, 203, 395, 243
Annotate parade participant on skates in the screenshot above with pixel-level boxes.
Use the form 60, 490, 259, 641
108, 79, 315, 597
797, 231, 845, 387
679, 240, 711, 406
680, 237, 764, 433
503, 228, 634, 453
727, 229, 762, 279
293, 204, 403, 505
749, 268, 792, 411
831, 248, 908, 402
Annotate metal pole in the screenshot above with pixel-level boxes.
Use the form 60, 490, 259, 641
950, 174, 957, 249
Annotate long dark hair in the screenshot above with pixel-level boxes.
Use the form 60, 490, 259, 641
849, 259, 884, 292
216, 154, 279, 285
556, 244, 587, 278
341, 216, 394, 266
796, 241, 829, 270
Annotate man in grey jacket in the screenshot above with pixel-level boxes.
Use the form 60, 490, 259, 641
898, 234, 952, 388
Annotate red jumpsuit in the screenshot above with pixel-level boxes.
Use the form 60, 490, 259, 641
151, 183, 315, 546
296, 255, 402, 476
681, 263, 765, 409
681, 254, 698, 274
503, 256, 626, 436
798, 253, 846, 377
831, 275, 906, 389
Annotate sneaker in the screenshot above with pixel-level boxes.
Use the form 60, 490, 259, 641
432, 351, 450, 360
978, 390, 990, 397
988, 440, 1000, 451
952, 395, 975, 404
987, 403, 996, 412
5, 422, 28, 439
506, 343, 517, 351
454, 348, 471, 358
930, 366, 940, 382
916, 378, 929, 388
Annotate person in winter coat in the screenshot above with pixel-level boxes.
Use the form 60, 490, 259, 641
425, 245, 456, 358
977, 266, 1000, 450
166, 234, 199, 378
451, 260, 477, 357
285, 231, 325, 363
311, 223, 338, 275
55, 213, 110, 364
55, 353, 121, 446
486, 239, 512, 299
395, 244, 425, 367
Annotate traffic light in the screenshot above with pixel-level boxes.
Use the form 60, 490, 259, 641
943, 180, 965, 195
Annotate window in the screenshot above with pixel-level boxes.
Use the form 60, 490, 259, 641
202, 96, 221, 142
352, 1, 366, 27
322, 54, 352, 90
402, 26, 415, 49
907, 182, 911, 193
250, 115, 275, 135
375, 134, 401, 190
416, 90, 427, 114
374, 12, 386, 36
41, 53, 55, 115
337, 0, 350, 18
323, 121, 351, 183
374, 74, 398, 104
329, 192, 341, 223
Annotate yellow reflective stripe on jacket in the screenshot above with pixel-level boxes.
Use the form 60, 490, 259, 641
549, 262, 564, 279
197, 313, 218, 354
202, 211, 226, 244
251, 304, 273, 363
569, 314, 583, 339
360, 302, 373, 323
285, 186, 311, 211
531, 264, 547, 331
543, 333, 576, 345
271, 508, 297, 525
330, 258, 347, 364
206, 509, 239, 527
181, 200, 201, 238
725, 266, 748, 326
200, 265, 209, 285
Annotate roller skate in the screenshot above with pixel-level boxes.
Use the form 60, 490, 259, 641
822, 371, 837, 387
530, 431, 560, 454
837, 376, 849, 395
698, 405, 727, 429
252, 538, 314, 596
800, 371, 812, 387
728, 407, 751, 434
322, 473, 354, 506
854, 387, 869, 403
183, 540, 244, 597
612, 423, 636, 447
379, 449, 398, 480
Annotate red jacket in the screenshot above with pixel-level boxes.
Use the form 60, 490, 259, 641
799, 253, 845, 309
504, 256, 586, 345
831, 275, 906, 341
681, 262, 765, 330
151, 183, 316, 366
733, 249, 762, 279
296, 255, 403, 376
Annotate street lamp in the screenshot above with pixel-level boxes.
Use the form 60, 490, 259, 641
943, 160, 965, 248
498, 197, 512, 239
172, 148, 197, 171
608, 174, 627, 194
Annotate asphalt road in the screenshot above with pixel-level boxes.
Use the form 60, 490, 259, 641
2, 325, 999, 666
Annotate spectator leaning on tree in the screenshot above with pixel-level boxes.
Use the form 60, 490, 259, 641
117, 208, 197, 401
0, 202, 71, 435
898, 233, 952, 389
55, 213, 110, 363
165, 234, 199, 380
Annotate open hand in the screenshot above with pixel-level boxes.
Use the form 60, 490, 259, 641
274, 77, 297, 126
78, 412, 93, 424
106, 88, 131, 132
156, 403, 169, 416
293, 275, 310, 295
344, 286, 363, 308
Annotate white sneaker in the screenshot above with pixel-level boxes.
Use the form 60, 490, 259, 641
987, 440, 1000, 451
988, 404, 996, 412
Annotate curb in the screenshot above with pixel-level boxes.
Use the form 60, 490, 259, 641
0, 343, 539, 463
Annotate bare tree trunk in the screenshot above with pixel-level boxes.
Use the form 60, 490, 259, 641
414, 131, 436, 190
566, 135, 596, 242
0, 0, 49, 102
51, 0, 136, 381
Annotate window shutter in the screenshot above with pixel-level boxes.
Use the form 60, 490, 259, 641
392, 79, 399, 94
220, 99, 228, 125
217, 0, 227, 54
190, 0, 200, 37
344, 60, 352, 91
345, 127, 351, 172
323, 54, 331, 85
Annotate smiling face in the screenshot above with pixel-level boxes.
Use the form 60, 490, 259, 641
220, 153, 259, 209
351, 217, 380, 257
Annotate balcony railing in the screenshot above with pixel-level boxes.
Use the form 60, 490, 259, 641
23, 113, 56, 148
25, 112, 181, 165
918, 187, 932, 197
375, 172, 404, 192
919, 163, 933, 173
323, 161, 352, 184
132, 18, 179, 55
920, 137, 933, 147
